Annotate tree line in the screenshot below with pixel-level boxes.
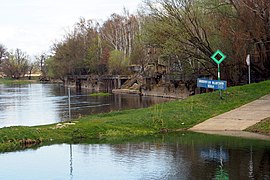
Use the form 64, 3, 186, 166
1, 0, 269, 85
0, 46, 41, 79
142, 0, 270, 85
46, 11, 146, 80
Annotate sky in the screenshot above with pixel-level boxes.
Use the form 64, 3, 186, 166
0, 0, 143, 57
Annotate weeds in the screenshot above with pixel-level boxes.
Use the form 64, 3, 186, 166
152, 103, 164, 130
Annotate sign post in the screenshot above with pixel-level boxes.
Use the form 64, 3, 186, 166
246, 54, 251, 84
210, 50, 227, 98
68, 88, 71, 120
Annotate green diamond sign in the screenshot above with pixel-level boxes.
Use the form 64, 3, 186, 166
211, 50, 226, 65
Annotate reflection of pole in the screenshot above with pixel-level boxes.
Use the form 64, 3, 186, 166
68, 88, 71, 120
215, 146, 229, 179
70, 144, 73, 179
249, 146, 254, 178
220, 146, 223, 167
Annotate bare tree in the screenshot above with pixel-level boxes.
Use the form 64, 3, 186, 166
143, 0, 216, 78
2, 49, 29, 79
0, 44, 7, 65
227, 0, 270, 79
100, 11, 140, 60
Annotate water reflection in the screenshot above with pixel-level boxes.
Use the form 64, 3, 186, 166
69, 144, 73, 179
0, 84, 168, 128
0, 132, 270, 179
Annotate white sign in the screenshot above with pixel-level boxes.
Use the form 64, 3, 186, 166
246, 54, 250, 66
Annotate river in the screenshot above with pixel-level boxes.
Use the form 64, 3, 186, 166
0, 132, 269, 179
1, 83, 270, 179
0, 83, 168, 128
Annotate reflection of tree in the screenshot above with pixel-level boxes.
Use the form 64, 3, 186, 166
108, 142, 193, 179
74, 134, 270, 179
255, 149, 270, 179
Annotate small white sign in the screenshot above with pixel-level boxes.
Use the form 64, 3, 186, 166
246, 54, 250, 66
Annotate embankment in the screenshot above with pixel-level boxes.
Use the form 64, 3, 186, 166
0, 80, 270, 152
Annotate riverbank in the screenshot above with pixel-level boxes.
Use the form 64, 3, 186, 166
0, 80, 270, 152
247, 117, 270, 135
0, 78, 37, 84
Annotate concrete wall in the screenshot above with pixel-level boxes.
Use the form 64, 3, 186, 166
141, 82, 190, 99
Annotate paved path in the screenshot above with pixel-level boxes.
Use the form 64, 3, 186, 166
189, 94, 270, 131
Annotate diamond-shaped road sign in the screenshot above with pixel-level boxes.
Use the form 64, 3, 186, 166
211, 50, 226, 65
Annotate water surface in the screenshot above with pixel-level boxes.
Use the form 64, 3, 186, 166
0, 132, 269, 179
0, 84, 168, 128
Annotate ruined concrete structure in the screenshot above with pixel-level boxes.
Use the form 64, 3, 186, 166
65, 73, 193, 99
64, 75, 128, 92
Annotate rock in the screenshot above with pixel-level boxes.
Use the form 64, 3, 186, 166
64, 123, 76, 126
160, 128, 169, 133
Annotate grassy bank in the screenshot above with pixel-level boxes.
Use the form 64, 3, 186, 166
0, 78, 37, 84
89, 92, 111, 97
1, 80, 270, 151
246, 117, 270, 135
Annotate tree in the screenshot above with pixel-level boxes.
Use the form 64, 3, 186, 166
142, 0, 217, 78
141, 0, 270, 84
108, 50, 129, 74
50, 18, 102, 78
27, 60, 40, 80
226, 0, 270, 80
35, 53, 47, 77
0, 44, 7, 65
0, 44, 8, 75
129, 39, 148, 72
44, 56, 62, 79
100, 11, 140, 59
1, 49, 29, 79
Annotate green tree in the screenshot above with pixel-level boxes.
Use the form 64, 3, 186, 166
142, 0, 217, 78
49, 18, 102, 78
108, 50, 129, 74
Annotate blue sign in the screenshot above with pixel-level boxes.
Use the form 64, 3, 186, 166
197, 79, 227, 90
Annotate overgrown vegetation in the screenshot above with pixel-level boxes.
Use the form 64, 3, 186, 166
0, 80, 269, 152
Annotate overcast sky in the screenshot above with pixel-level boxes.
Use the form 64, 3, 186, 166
0, 0, 143, 56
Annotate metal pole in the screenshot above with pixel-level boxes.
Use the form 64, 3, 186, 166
246, 54, 251, 84
218, 64, 222, 98
248, 65, 251, 84
68, 88, 71, 120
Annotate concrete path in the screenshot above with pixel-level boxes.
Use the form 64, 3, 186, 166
189, 94, 270, 132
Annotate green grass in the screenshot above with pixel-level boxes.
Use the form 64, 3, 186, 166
89, 92, 111, 97
0, 80, 270, 152
246, 117, 270, 135
0, 78, 37, 85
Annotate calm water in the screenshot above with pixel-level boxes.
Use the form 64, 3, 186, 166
0, 83, 168, 128
0, 132, 270, 179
